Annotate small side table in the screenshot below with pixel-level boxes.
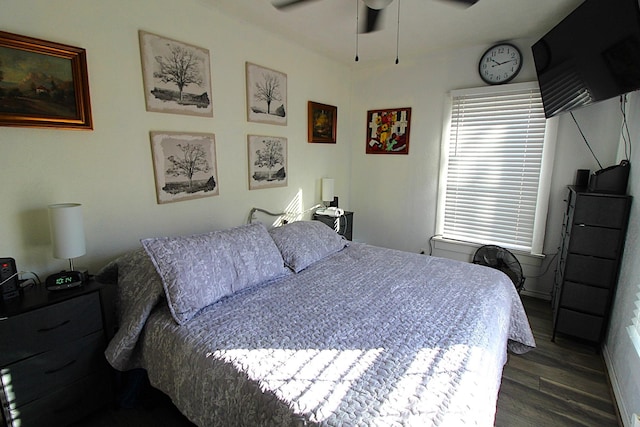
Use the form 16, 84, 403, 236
313, 211, 353, 240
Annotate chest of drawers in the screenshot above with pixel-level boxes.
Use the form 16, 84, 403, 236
0, 282, 111, 426
552, 186, 632, 344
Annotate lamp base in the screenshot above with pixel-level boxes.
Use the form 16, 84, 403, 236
46, 269, 88, 291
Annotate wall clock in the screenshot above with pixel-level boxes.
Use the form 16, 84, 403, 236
479, 43, 522, 85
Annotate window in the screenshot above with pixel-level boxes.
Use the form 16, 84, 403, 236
436, 82, 557, 255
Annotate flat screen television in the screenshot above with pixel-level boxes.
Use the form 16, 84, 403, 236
532, 0, 640, 118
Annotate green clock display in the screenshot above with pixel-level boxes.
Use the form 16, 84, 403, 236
46, 270, 85, 290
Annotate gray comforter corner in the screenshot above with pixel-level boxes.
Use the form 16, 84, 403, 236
105, 242, 535, 426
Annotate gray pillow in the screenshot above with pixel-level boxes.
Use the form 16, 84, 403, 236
269, 220, 348, 273
141, 223, 288, 325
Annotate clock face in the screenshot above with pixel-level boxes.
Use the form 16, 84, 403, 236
479, 43, 522, 85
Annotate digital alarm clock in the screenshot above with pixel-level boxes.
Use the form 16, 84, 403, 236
46, 270, 86, 291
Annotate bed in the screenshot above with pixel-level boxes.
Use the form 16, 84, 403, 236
97, 220, 535, 426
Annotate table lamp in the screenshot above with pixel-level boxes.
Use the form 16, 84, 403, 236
46, 203, 87, 290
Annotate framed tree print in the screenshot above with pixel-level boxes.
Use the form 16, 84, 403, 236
308, 101, 337, 143
366, 107, 411, 154
150, 131, 219, 204
248, 135, 287, 190
139, 31, 213, 117
0, 31, 93, 129
246, 62, 287, 125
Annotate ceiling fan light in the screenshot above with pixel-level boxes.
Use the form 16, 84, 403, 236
362, 0, 393, 10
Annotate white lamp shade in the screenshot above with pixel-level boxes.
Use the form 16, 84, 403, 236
48, 203, 86, 260
322, 178, 335, 202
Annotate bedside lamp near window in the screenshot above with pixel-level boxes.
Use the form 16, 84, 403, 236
46, 203, 88, 290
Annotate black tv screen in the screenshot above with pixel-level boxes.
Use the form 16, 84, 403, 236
532, 0, 640, 118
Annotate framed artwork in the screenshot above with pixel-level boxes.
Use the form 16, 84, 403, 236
139, 31, 213, 117
149, 131, 219, 204
0, 31, 93, 130
247, 135, 288, 190
246, 62, 287, 125
308, 101, 337, 143
366, 107, 412, 154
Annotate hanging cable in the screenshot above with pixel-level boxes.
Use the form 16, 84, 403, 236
395, 0, 400, 64
570, 111, 603, 169
355, 0, 360, 62
620, 94, 632, 161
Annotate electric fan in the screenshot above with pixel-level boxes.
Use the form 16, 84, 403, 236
472, 245, 525, 293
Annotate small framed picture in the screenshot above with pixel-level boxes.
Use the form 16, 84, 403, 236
0, 31, 93, 129
366, 107, 412, 154
247, 135, 287, 190
139, 31, 213, 117
246, 62, 287, 125
308, 101, 337, 143
150, 131, 219, 204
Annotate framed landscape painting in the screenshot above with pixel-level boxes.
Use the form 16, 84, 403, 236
139, 31, 213, 117
366, 107, 412, 154
150, 131, 219, 204
247, 135, 288, 190
308, 101, 337, 143
0, 31, 93, 129
246, 62, 287, 125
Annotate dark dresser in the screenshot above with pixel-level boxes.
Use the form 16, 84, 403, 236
0, 281, 112, 426
552, 186, 632, 344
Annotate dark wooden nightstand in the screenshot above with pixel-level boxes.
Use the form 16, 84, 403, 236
313, 211, 353, 240
0, 280, 112, 426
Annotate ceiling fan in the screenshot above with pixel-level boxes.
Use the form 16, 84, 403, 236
272, 0, 479, 34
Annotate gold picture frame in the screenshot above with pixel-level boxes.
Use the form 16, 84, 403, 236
0, 31, 93, 130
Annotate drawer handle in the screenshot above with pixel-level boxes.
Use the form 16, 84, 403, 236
37, 319, 70, 332
576, 223, 586, 227
45, 359, 76, 375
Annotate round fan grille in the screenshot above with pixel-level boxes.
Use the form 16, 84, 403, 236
472, 245, 525, 293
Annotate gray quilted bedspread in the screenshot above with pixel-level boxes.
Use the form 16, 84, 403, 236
103, 243, 535, 426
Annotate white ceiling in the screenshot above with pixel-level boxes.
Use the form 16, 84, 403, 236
209, 0, 584, 64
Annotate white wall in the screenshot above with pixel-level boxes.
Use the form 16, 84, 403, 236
604, 92, 640, 426
0, 0, 352, 276
349, 39, 622, 298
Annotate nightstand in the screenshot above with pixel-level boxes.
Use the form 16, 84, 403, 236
313, 211, 353, 240
0, 280, 112, 426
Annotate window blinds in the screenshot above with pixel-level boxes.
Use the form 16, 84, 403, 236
443, 84, 547, 252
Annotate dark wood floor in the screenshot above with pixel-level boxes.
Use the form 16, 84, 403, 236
496, 296, 620, 426
74, 296, 620, 426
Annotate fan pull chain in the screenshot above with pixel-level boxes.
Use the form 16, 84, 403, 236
355, 0, 360, 62
395, 0, 400, 64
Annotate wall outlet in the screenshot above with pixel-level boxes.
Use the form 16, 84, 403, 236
632, 413, 640, 427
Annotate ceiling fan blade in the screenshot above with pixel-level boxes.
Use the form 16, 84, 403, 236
272, 0, 321, 10
360, 6, 384, 33
439, 0, 479, 7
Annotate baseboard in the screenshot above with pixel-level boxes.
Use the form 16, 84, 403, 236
602, 343, 628, 426
520, 288, 551, 301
